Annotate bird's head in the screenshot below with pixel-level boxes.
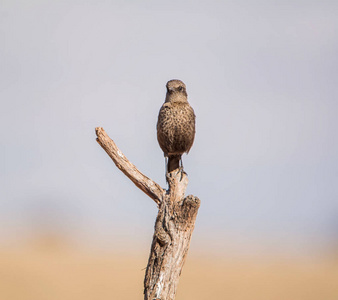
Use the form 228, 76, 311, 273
165, 79, 188, 102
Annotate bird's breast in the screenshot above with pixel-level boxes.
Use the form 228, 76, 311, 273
157, 102, 195, 156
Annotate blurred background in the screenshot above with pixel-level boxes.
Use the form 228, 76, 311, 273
1, 0, 338, 299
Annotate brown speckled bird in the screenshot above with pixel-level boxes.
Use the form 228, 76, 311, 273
157, 79, 196, 173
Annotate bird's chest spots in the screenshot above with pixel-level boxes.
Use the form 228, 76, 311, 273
167, 108, 187, 123
158, 105, 192, 137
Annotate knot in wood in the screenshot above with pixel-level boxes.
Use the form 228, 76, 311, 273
156, 228, 171, 246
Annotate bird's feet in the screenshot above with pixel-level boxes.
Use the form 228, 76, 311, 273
165, 167, 187, 184
179, 166, 187, 181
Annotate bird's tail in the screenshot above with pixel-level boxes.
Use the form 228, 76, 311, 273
167, 154, 181, 173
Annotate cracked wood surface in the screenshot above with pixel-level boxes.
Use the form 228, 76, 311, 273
144, 172, 200, 300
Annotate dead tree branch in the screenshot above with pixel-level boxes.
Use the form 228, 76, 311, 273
95, 127, 200, 300
96, 127, 164, 205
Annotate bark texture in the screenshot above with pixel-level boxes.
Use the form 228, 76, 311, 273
144, 172, 200, 300
95, 127, 200, 300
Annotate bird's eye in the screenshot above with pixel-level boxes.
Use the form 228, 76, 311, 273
178, 86, 184, 92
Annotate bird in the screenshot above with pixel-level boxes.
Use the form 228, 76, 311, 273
157, 79, 196, 174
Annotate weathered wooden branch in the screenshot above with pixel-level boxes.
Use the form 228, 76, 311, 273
96, 127, 200, 300
96, 127, 164, 205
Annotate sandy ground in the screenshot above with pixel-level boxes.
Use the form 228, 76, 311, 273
1, 246, 338, 300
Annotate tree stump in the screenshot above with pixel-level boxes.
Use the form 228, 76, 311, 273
96, 127, 200, 300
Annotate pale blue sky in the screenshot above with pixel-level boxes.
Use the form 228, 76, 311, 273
1, 0, 338, 256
